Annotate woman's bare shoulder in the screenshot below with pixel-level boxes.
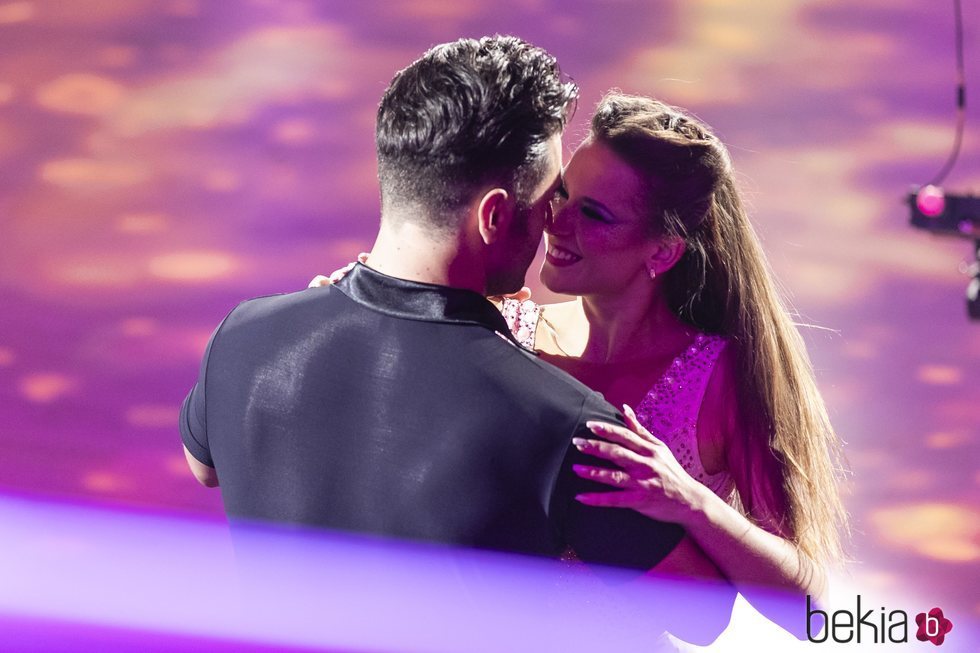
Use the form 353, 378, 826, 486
536, 299, 578, 318
533, 300, 583, 355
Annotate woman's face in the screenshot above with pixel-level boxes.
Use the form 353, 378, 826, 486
540, 138, 661, 297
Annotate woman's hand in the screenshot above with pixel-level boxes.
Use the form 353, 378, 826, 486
486, 286, 533, 304
308, 253, 369, 288
486, 286, 533, 315
571, 404, 709, 525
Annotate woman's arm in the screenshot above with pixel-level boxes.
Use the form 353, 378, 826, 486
572, 407, 825, 634
573, 412, 823, 593
681, 475, 825, 610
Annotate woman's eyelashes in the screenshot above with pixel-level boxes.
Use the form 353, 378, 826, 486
581, 203, 609, 222
554, 183, 610, 223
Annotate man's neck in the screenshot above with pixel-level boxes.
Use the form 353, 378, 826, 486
366, 219, 487, 294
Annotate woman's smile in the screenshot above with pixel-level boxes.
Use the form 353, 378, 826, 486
545, 241, 582, 266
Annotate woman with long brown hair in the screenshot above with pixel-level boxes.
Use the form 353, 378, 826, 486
317, 91, 847, 619
502, 92, 847, 608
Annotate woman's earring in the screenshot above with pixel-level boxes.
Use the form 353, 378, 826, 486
648, 268, 657, 280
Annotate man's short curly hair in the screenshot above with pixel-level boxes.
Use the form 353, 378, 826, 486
376, 36, 578, 229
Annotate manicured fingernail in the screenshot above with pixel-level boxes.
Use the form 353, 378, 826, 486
571, 437, 587, 448
623, 404, 636, 418
585, 421, 607, 432
575, 494, 593, 503
572, 464, 589, 474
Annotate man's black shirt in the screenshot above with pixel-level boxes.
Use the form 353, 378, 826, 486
180, 264, 682, 568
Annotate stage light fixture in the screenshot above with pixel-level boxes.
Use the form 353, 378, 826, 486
905, 0, 972, 319
908, 186, 980, 320
908, 186, 980, 237
968, 241, 980, 320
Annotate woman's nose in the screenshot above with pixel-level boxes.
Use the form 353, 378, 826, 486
545, 202, 572, 235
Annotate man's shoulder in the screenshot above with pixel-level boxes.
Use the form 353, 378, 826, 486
222, 286, 346, 325
481, 338, 615, 419
216, 286, 616, 417
198, 287, 353, 356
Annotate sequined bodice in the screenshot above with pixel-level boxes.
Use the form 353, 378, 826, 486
501, 298, 735, 500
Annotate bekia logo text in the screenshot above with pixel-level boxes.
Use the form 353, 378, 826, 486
807, 596, 953, 645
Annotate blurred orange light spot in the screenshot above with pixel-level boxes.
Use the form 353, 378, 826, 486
273, 118, 315, 145
850, 570, 898, 591
41, 158, 148, 189
168, 0, 199, 17
82, 472, 125, 493
841, 340, 877, 360
203, 169, 240, 192
126, 404, 179, 428
97, 45, 139, 69
916, 364, 962, 385
884, 470, 933, 491
845, 447, 891, 470
698, 23, 757, 54
148, 250, 237, 282
0, 1, 34, 24
36, 73, 126, 116
386, 0, 477, 20
19, 373, 76, 403
187, 328, 215, 355
782, 259, 872, 306
120, 317, 158, 337
55, 262, 137, 286
925, 431, 971, 449
916, 540, 978, 563
872, 502, 979, 563
117, 212, 169, 234
165, 454, 191, 476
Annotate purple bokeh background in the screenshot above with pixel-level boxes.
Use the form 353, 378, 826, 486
1, 0, 978, 648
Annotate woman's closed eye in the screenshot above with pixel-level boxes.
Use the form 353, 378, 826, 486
581, 204, 610, 222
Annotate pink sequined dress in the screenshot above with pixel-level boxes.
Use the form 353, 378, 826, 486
501, 298, 735, 500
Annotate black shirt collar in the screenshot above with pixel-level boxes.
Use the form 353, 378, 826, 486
334, 263, 519, 338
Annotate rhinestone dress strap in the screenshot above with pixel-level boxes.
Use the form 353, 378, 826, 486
500, 298, 542, 349
634, 334, 735, 499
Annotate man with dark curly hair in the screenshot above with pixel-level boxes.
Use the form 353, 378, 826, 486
179, 36, 682, 568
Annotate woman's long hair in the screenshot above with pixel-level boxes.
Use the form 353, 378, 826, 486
591, 92, 847, 564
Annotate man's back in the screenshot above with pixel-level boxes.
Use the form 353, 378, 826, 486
181, 264, 682, 564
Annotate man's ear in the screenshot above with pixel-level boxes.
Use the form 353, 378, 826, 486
647, 237, 686, 277
476, 188, 515, 245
